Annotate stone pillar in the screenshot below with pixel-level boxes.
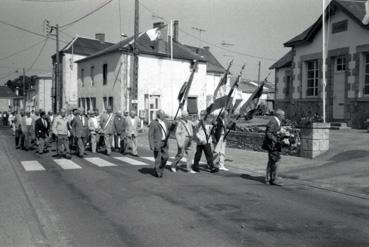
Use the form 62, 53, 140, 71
299, 122, 330, 158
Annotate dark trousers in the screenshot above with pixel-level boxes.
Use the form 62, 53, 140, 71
153, 141, 169, 176
266, 150, 281, 183
77, 136, 86, 157
193, 143, 215, 171
15, 129, 22, 147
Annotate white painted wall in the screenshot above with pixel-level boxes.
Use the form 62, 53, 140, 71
36, 78, 52, 112
62, 53, 85, 107
137, 55, 207, 117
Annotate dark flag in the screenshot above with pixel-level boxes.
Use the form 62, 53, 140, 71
177, 61, 199, 109
213, 60, 233, 101
238, 82, 264, 120
224, 64, 246, 110
177, 81, 188, 102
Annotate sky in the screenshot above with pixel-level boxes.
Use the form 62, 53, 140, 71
0, 0, 324, 84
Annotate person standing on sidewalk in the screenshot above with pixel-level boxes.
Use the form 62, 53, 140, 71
35, 111, 50, 154
193, 111, 219, 173
100, 107, 115, 155
52, 108, 71, 159
262, 109, 285, 186
148, 110, 172, 178
170, 111, 197, 174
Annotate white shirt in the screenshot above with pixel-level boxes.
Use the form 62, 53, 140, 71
130, 117, 135, 126
158, 119, 167, 141
25, 117, 33, 126
274, 116, 281, 127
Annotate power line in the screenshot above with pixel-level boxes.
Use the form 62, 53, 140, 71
0, 39, 47, 61
138, 0, 277, 62
27, 37, 49, 72
60, 0, 114, 29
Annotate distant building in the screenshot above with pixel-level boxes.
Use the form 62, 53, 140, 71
270, 0, 369, 128
0, 86, 17, 112
76, 22, 227, 123
52, 34, 114, 110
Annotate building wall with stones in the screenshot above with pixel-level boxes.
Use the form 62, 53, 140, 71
275, 8, 369, 128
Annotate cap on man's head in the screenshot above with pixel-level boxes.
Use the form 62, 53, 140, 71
275, 109, 285, 116
181, 110, 189, 117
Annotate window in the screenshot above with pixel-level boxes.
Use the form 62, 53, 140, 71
103, 63, 108, 85
103, 97, 107, 109
336, 56, 347, 72
81, 68, 85, 87
91, 97, 96, 110
81, 98, 86, 110
306, 60, 319, 97
108, 97, 114, 110
364, 54, 369, 95
86, 98, 90, 111
285, 75, 291, 97
90, 66, 95, 86
332, 20, 348, 34
78, 98, 81, 108
187, 96, 198, 114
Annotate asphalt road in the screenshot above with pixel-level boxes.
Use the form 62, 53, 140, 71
0, 128, 368, 247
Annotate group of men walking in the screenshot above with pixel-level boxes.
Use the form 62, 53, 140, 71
148, 109, 236, 178
12, 107, 141, 159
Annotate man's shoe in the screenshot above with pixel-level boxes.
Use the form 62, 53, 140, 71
188, 169, 197, 174
65, 155, 72, 160
219, 166, 229, 171
210, 167, 219, 173
271, 181, 283, 186
170, 167, 177, 173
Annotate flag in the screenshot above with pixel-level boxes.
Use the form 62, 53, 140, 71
177, 81, 188, 102
238, 82, 264, 120
145, 24, 168, 41
213, 60, 233, 101
362, 0, 369, 25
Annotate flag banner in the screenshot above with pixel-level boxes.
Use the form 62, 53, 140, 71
231, 99, 243, 114
177, 81, 188, 102
207, 95, 232, 114
238, 82, 264, 119
213, 60, 233, 101
363, 0, 369, 25
225, 64, 245, 110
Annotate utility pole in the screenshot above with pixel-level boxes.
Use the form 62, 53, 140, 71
131, 0, 139, 112
22, 68, 26, 111
258, 61, 261, 84
322, 0, 327, 123
45, 20, 60, 113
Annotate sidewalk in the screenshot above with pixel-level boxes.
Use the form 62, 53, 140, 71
136, 128, 369, 199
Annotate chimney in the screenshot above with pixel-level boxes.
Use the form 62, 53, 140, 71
153, 22, 164, 29
95, 33, 105, 43
173, 20, 179, 42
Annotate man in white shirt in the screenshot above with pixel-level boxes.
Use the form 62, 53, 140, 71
88, 110, 101, 153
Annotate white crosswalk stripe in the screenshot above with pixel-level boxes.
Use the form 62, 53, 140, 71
114, 157, 148, 166
54, 159, 82, 170
84, 157, 117, 167
21, 161, 46, 171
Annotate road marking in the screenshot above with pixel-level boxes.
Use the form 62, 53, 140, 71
54, 159, 82, 170
114, 157, 148, 166
84, 157, 117, 167
21, 161, 46, 171
142, 156, 155, 162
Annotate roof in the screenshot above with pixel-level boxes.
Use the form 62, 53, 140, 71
284, 0, 369, 47
232, 78, 274, 94
269, 50, 293, 69
0, 86, 17, 98
60, 36, 114, 56
76, 32, 205, 63
184, 45, 225, 73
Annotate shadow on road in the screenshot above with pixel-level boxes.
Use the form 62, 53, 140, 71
328, 150, 369, 162
138, 167, 157, 177
240, 174, 266, 184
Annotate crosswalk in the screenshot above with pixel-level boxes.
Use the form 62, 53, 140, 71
20, 155, 209, 173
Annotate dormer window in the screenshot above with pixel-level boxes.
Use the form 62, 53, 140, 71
332, 20, 348, 34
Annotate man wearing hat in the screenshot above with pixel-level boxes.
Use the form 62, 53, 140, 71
71, 108, 89, 157
262, 109, 285, 186
100, 106, 115, 155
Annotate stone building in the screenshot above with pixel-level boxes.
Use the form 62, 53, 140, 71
270, 0, 369, 128
76, 22, 226, 123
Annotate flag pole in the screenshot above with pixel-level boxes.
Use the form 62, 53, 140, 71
322, 0, 327, 123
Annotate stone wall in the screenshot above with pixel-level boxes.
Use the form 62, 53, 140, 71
299, 122, 330, 158
227, 131, 265, 151
348, 100, 369, 129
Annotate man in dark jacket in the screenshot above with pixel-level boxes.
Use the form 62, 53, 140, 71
113, 111, 126, 153
148, 110, 172, 178
263, 109, 285, 186
71, 108, 89, 157
35, 111, 50, 154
